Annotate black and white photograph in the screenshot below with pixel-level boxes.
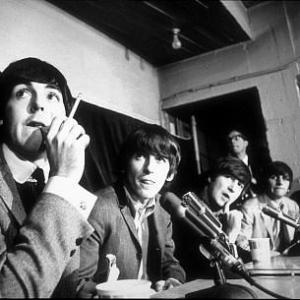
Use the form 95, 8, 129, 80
0, 0, 300, 298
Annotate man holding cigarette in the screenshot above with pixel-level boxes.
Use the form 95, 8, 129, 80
0, 57, 96, 297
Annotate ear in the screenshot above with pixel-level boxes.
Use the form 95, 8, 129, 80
0, 120, 3, 126
245, 140, 249, 147
166, 173, 175, 182
207, 177, 212, 183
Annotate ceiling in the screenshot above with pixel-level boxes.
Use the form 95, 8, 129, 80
47, 0, 270, 67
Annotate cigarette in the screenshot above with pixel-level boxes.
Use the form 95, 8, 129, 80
68, 93, 83, 119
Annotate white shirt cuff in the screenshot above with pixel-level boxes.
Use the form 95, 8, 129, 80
44, 176, 96, 219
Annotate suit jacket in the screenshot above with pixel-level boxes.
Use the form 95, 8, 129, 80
238, 194, 300, 251
78, 182, 185, 288
0, 148, 94, 297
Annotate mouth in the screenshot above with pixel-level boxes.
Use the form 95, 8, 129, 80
139, 178, 155, 185
222, 193, 230, 201
274, 187, 285, 191
26, 121, 47, 128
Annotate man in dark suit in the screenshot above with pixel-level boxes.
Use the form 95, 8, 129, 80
0, 58, 96, 297
226, 129, 256, 185
78, 124, 185, 297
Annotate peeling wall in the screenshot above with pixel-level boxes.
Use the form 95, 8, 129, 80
159, 1, 300, 183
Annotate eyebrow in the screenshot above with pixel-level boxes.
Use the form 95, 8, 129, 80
22, 82, 62, 94
44, 83, 62, 92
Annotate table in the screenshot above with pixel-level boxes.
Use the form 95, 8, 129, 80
152, 256, 300, 298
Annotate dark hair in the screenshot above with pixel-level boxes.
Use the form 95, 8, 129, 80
118, 124, 181, 178
210, 156, 251, 189
0, 57, 74, 119
263, 161, 293, 189
226, 128, 248, 142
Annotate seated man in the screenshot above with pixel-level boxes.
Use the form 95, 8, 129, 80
198, 156, 251, 243
173, 156, 251, 280
237, 161, 300, 253
0, 58, 96, 297
78, 124, 186, 296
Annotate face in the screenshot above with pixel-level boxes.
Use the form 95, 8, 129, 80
267, 174, 290, 199
125, 153, 173, 203
227, 130, 248, 156
208, 174, 244, 210
3, 81, 66, 160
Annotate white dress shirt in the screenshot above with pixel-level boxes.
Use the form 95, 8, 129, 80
2, 143, 96, 219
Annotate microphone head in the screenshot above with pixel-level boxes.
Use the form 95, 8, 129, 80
262, 205, 279, 217
160, 192, 186, 219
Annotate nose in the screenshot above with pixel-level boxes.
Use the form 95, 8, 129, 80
29, 93, 46, 113
143, 155, 156, 173
228, 178, 239, 192
276, 175, 284, 184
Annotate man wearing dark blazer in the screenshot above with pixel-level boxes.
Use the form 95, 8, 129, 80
0, 58, 96, 297
78, 124, 185, 297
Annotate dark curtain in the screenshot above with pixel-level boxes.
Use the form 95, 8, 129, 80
76, 101, 199, 197
76, 101, 144, 192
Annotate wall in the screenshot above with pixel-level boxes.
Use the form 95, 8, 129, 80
0, 0, 160, 123
159, 1, 300, 182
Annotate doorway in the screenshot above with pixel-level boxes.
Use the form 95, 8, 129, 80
165, 87, 271, 195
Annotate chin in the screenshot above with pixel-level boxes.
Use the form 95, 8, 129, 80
138, 190, 157, 200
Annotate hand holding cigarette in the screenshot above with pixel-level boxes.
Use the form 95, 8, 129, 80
41, 93, 90, 182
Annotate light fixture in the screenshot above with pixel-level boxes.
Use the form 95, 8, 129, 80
172, 28, 182, 50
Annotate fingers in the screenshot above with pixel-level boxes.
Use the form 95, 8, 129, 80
45, 117, 89, 148
154, 279, 181, 292
44, 116, 89, 182
153, 280, 165, 292
165, 278, 181, 288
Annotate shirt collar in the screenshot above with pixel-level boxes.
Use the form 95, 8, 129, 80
2, 143, 49, 184
123, 185, 156, 219
242, 154, 249, 166
261, 193, 286, 210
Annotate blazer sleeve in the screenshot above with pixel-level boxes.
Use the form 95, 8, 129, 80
0, 192, 93, 298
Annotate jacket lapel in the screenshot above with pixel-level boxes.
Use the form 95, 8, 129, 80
0, 149, 26, 225
258, 194, 277, 247
260, 209, 275, 244
113, 182, 142, 250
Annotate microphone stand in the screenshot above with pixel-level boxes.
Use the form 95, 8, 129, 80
186, 255, 258, 299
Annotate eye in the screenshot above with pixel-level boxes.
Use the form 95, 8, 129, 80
15, 88, 32, 100
134, 153, 144, 160
282, 174, 290, 181
155, 155, 168, 163
47, 90, 62, 102
269, 175, 277, 180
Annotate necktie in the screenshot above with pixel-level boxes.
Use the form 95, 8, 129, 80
272, 203, 286, 251
16, 168, 45, 214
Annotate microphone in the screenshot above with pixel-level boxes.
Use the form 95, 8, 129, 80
163, 192, 289, 299
161, 192, 220, 239
262, 205, 300, 229
182, 192, 223, 231
160, 192, 251, 280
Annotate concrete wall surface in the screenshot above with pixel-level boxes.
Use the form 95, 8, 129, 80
159, 1, 300, 181
0, 0, 160, 123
